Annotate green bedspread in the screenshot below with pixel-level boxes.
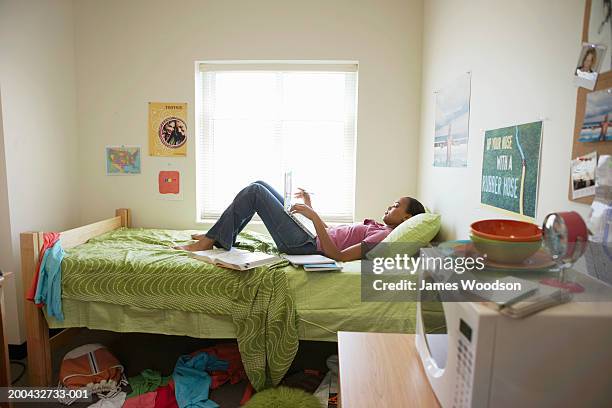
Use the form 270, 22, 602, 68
61, 228, 295, 390
54, 228, 444, 390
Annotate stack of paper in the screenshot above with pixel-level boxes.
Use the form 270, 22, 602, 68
281, 254, 342, 271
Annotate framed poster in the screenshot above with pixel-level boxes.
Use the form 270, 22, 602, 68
105, 146, 141, 175
148, 102, 187, 157
434, 72, 471, 167
480, 121, 543, 219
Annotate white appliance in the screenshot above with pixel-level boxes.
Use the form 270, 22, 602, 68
416, 249, 612, 408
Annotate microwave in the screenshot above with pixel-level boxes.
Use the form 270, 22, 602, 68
415, 249, 612, 408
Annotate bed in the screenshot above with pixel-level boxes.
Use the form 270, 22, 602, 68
21, 209, 443, 389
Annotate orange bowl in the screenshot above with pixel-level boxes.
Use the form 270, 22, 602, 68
470, 219, 542, 242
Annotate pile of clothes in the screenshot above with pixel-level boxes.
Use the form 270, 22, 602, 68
61, 343, 252, 408
60, 341, 339, 407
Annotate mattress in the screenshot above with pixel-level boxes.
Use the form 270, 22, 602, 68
49, 261, 424, 341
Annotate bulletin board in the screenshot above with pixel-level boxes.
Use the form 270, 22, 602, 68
570, 0, 612, 204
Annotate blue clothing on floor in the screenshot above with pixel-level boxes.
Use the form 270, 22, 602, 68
205, 180, 317, 254
173, 352, 229, 408
34, 240, 65, 321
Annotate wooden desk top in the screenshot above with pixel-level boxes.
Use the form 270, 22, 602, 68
338, 332, 440, 408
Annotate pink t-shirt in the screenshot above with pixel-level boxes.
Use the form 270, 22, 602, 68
316, 219, 393, 252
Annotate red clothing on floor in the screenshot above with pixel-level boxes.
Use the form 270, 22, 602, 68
123, 391, 157, 408
190, 343, 253, 404
154, 382, 178, 408
26, 232, 60, 305
191, 343, 247, 389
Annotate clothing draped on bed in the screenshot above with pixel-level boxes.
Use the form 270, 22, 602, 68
58, 228, 297, 390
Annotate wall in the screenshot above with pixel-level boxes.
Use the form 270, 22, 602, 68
0, 0, 80, 343
74, 0, 424, 229
417, 0, 590, 241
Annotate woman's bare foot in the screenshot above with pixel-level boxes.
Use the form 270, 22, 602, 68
191, 233, 206, 240
174, 237, 215, 251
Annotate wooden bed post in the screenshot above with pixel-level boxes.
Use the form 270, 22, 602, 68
116, 208, 131, 228
19, 209, 131, 386
20, 232, 53, 386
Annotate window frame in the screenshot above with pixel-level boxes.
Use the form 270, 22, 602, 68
194, 60, 359, 224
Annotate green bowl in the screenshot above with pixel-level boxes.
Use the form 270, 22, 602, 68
470, 234, 542, 264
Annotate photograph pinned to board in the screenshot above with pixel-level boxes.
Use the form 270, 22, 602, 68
571, 151, 598, 199
574, 43, 607, 90
480, 121, 543, 219
579, 87, 612, 142
106, 146, 141, 175
588, 0, 612, 72
157, 162, 183, 200
149, 102, 187, 157
433, 72, 471, 167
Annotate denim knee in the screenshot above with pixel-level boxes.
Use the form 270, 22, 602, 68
245, 182, 266, 196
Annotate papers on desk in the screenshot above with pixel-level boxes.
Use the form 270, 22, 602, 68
463, 276, 539, 307
499, 285, 572, 318
467, 276, 572, 318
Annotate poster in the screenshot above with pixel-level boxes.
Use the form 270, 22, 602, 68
106, 146, 141, 175
480, 121, 543, 219
149, 102, 187, 156
579, 87, 612, 142
434, 72, 471, 167
571, 151, 597, 199
156, 162, 184, 200
158, 170, 182, 200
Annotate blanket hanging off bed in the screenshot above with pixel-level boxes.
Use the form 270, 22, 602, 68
59, 228, 299, 390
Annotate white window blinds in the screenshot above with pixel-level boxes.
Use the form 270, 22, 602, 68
196, 61, 358, 222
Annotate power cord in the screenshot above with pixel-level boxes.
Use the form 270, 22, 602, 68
10, 360, 26, 385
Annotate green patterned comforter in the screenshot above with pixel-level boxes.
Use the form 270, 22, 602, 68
61, 228, 295, 390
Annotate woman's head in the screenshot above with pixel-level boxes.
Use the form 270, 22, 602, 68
580, 48, 597, 72
382, 196, 425, 227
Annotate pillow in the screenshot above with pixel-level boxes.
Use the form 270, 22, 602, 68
366, 212, 441, 259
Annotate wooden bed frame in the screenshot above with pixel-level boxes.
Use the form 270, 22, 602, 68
21, 208, 131, 386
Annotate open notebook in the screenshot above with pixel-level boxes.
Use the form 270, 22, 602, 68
190, 248, 279, 271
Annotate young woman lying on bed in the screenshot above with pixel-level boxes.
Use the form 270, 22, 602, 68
177, 181, 425, 262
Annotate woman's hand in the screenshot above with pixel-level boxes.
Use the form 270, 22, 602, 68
290, 203, 317, 221
294, 188, 312, 207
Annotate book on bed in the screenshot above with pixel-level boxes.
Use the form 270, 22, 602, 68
190, 248, 279, 271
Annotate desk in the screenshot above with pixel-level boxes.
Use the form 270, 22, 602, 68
0, 273, 12, 408
338, 332, 440, 408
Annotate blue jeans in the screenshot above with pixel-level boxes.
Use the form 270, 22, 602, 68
205, 181, 318, 254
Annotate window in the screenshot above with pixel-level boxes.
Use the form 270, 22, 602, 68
196, 61, 358, 222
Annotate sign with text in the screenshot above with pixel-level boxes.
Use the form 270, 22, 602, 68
480, 121, 542, 218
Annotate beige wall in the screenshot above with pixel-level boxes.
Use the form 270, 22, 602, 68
0, 0, 80, 343
417, 0, 590, 241
74, 0, 424, 229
